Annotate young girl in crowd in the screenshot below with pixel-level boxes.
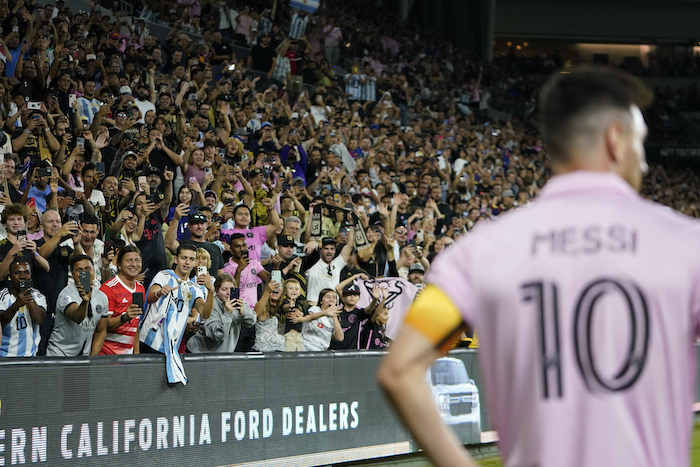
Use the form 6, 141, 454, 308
253, 279, 286, 352
294, 288, 344, 351
280, 277, 308, 351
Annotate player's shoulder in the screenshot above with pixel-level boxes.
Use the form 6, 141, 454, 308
0, 287, 11, 303
102, 276, 122, 290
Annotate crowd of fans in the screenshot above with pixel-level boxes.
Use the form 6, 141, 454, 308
0, 0, 695, 359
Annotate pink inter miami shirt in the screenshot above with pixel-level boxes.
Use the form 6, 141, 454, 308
426, 171, 700, 467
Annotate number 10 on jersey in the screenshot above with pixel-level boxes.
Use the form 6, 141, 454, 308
521, 278, 650, 399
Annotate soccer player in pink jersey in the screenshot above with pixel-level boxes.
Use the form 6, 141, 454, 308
379, 66, 700, 467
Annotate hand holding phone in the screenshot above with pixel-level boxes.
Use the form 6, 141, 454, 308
78, 270, 92, 296
132, 292, 144, 310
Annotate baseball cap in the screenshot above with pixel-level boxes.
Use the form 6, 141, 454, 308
409, 263, 425, 273
321, 237, 336, 246
189, 213, 208, 223
260, 122, 272, 129
277, 234, 295, 247
110, 32, 119, 40
370, 124, 380, 130
343, 283, 361, 295
234, 128, 250, 136
187, 93, 199, 101
292, 177, 305, 186
119, 86, 132, 95
250, 168, 264, 177
204, 190, 217, 199
123, 151, 138, 160
85, 53, 96, 61
502, 189, 515, 198
143, 166, 162, 177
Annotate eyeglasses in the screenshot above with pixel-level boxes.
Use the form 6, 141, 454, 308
395, 229, 407, 234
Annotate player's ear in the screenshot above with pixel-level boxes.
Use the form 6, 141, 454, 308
604, 118, 625, 166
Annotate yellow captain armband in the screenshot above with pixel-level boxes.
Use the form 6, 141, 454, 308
404, 285, 467, 356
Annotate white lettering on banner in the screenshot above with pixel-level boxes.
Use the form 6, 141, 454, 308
248, 411, 259, 440
96, 422, 108, 456
11, 429, 25, 465
295, 406, 304, 435
234, 412, 245, 441
198, 414, 211, 445
123, 420, 135, 453
221, 412, 231, 443
306, 405, 317, 433
282, 407, 293, 436
30, 427, 46, 463
329, 403, 337, 431
173, 416, 185, 448
0, 400, 362, 463
77, 423, 92, 458
156, 418, 168, 449
60, 425, 72, 459
262, 409, 273, 438
139, 419, 153, 451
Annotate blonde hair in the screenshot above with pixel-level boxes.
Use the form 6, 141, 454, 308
197, 248, 212, 269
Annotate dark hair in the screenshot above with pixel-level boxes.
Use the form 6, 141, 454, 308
80, 214, 100, 228
10, 259, 31, 274
70, 254, 93, 269
176, 243, 198, 256
117, 245, 142, 266
232, 204, 251, 217
229, 232, 245, 244
82, 162, 96, 177
539, 65, 653, 162
2, 204, 28, 224
317, 288, 337, 308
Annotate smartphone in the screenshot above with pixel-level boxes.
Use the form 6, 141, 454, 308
96, 162, 105, 173
241, 153, 249, 162
271, 270, 282, 286
18, 280, 32, 293
27, 102, 41, 110
189, 177, 197, 184
217, 148, 226, 157
16, 230, 27, 243
65, 190, 76, 200
282, 182, 291, 191
230, 287, 240, 300
69, 214, 81, 224
27, 198, 35, 209
76, 137, 85, 148
197, 266, 207, 277
204, 167, 213, 177
262, 156, 276, 165
132, 292, 144, 309
137, 176, 147, 187
194, 141, 204, 148
37, 167, 52, 178
78, 270, 92, 294
149, 192, 162, 204
68, 94, 77, 107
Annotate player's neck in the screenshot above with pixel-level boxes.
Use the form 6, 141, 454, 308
118, 272, 136, 288
173, 268, 189, 281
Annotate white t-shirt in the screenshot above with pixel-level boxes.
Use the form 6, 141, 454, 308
306, 255, 346, 303
302, 306, 335, 351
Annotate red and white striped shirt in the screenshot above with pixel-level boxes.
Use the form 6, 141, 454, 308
99, 276, 145, 355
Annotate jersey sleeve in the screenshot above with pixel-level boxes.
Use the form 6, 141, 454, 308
404, 285, 466, 355
56, 290, 77, 316
33, 291, 48, 310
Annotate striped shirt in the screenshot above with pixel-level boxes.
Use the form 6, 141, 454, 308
288, 13, 309, 40
361, 76, 377, 102
272, 55, 291, 82
0, 288, 48, 357
140, 270, 205, 353
99, 276, 145, 355
77, 96, 101, 125
259, 16, 273, 35
345, 73, 364, 101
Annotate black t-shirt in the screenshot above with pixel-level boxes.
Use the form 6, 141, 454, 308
148, 148, 177, 175
136, 211, 167, 287
249, 44, 276, 73
34, 237, 73, 315
211, 41, 233, 65
330, 306, 369, 350
182, 239, 224, 276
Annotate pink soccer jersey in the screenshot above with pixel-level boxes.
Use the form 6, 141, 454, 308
426, 171, 700, 467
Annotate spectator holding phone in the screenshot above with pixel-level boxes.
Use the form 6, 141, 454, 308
92, 245, 145, 355
35, 209, 81, 354
0, 260, 47, 357
45, 255, 109, 357
187, 273, 255, 353
11, 110, 59, 172
219, 199, 280, 263
21, 161, 59, 212
165, 205, 225, 277
134, 172, 173, 287
0, 204, 50, 281
253, 279, 286, 352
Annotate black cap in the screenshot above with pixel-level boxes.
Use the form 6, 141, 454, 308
321, 237, 336, 246
188, 213, 208, 224
277, 234, 295, 247
143, 165, 162, 177
343, 283, 361, 295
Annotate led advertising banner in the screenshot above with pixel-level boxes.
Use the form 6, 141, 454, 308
0, 350, 488, 466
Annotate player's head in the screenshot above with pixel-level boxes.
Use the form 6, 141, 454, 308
174, 244, 198, 276
117, 245, 143, 281
229, 233, 248, 260
341, 282, 361, 307
318, 288, 337, 309
284, 278, 300, 300
70, 254, 94, 284
232, 204, 251, 228
2, 203, 28, 235
540, 65, 653, 190
9, 260, 31, 288
214, 273, 236, 303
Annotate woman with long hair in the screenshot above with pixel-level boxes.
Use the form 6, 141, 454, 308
253, 279, 286, 352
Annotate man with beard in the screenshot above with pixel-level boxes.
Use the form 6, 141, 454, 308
304, 217, 356, 306
77, 80, 102, 125
166, 206, 225, 277
134, 68, 157, 124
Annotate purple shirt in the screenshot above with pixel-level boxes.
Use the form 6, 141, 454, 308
426, 171, 700, 467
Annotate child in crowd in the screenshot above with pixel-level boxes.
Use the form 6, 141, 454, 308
281, 277, 308, 351
294, 288, 344, 351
